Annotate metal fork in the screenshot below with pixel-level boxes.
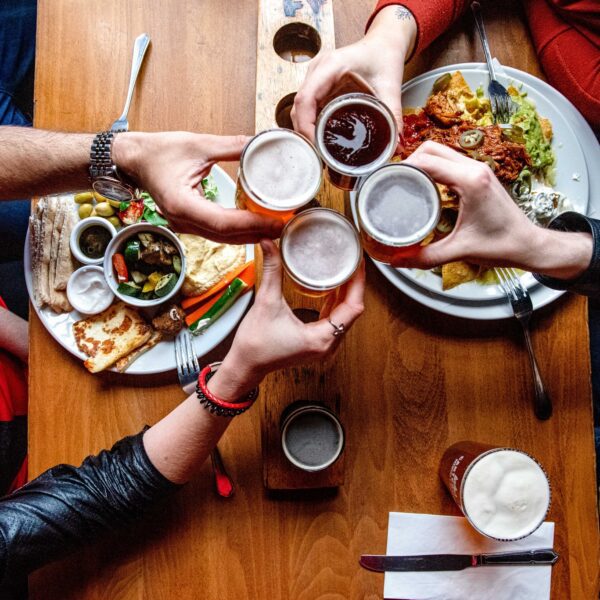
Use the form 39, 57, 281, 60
111, 33, 151, 131
471, 2, 514, 124
175, 330, 235, 497
495, 268, 552, 420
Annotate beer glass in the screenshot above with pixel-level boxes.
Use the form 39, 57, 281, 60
315, 93, 398, 191
280, 207, 362, 297
439, 441, 551, 541
236, 128, 322, 222
356, 163, 441, 264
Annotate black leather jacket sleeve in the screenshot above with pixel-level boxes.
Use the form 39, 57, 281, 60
534, 211, 600, 296
0, 429, 180, 584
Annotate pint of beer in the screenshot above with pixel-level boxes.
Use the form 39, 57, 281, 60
280, 208, 362, 297
315, 93, 398, 191
439, 441, 551, 541
236, 129, 322, 221
356, 163, 441, 265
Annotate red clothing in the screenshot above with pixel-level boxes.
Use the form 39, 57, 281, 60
0, 297, 28, 494
368, 0, 600, 129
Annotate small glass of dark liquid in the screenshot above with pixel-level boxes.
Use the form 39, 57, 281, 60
315, 93, 398, 191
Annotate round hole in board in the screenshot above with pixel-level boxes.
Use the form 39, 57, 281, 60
273, 22, 321, 63
275, 92, 297, 129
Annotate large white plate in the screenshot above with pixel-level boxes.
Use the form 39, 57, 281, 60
395, 64, 589, 302
24, 165, 254, 374
351, 63, 599, 320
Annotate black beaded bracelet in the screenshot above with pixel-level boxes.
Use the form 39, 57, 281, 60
196, 365, 258, 417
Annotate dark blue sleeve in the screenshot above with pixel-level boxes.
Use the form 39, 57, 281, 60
533, 211, 600, 297
0, 429, 180, 585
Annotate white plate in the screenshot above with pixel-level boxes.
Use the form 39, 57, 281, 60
395, 64, 589, 302
351, 63, 600, 320
24, 165, 254, 374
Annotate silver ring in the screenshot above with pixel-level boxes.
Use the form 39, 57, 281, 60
328, 319, 345, 337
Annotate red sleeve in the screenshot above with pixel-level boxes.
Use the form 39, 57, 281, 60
524, 0, 600, 129
365, 1, 468, 59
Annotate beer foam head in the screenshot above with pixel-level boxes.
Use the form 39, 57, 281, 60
462, 449, 550, 540
282, 209, 361, 290
242, 129, 321, 210
358, 164, 440, 246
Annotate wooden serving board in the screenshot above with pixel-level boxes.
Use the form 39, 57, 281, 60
256, 0, 347, 489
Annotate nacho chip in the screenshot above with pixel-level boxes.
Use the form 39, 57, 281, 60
442, 261, 481, 290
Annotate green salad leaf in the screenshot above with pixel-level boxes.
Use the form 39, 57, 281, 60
201, 175, 219, 201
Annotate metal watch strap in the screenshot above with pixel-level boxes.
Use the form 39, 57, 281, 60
89, 130, 126, 179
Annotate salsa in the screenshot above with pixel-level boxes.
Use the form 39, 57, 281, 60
79, 225, 112, 259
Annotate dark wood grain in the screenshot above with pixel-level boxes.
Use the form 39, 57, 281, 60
29, 1, 599, 598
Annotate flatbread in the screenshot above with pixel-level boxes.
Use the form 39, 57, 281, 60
54, 200, 76, 291
73, 301, 152, 373
180, 234, 246, 297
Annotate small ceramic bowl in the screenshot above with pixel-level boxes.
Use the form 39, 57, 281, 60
70, 217, 117, 265
103, 223, 186, 308
66, 265, 115, 315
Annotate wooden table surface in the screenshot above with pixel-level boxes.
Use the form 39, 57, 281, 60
30, 1, 599, 598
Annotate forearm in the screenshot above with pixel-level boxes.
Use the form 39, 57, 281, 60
366, 0, 467, 59
365, 4, 417, 61
0, 308, 28, 363
143, 358, 260, 484
0, 127, 94, 200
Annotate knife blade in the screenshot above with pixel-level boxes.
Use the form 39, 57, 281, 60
360, 549, 559, 572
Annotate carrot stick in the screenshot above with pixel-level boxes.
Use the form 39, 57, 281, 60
181, 260, 254, 311
184, 263, 256, 327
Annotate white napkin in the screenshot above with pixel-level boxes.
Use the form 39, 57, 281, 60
383, 512, 554, 600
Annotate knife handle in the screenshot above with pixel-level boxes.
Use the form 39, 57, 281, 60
479, 549, 559, 566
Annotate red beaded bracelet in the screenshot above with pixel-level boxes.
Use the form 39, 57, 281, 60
196, 362, 258, 417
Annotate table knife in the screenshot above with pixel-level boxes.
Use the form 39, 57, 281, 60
360, 549, 559, 572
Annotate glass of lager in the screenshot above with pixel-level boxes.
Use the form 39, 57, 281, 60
280, 208, 362, 297
315, 93, 398, 191
357, 163, 441, 265
439, 441, 551, 541
236, 128, 322, 222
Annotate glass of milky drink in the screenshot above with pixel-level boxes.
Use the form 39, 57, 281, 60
280, 403, 345, 472
357, 163, 441, 265
439, 441, 551, 542
235, 128, 322, 222
280, 207, 362, 297
315, 93, 398, 191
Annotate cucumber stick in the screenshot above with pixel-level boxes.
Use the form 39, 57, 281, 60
189, 278, 246, 335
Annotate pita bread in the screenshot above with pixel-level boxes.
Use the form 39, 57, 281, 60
73, 301, 152, 373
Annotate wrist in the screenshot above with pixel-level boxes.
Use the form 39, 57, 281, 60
366, 4, 416, 60
112, 131, 145, 183
206, 356, 263, 404
524, 226, 593, 280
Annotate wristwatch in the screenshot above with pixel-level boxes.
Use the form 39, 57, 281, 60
89, 130, 135, 202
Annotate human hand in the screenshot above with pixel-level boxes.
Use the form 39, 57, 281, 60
209, 239, 365, 401
397, 141, 593, 278
113, 132, 284, 244
291, 5, 417, 141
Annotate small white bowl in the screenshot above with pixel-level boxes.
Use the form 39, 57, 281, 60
70, 217, 117, 265
103, 224, 186, 308
67, 265, 115, 315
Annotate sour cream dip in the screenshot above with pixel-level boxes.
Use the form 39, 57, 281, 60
462, 449, 550, 541
67, 265, 114, 315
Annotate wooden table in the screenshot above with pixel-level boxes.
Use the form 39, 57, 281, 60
30, 1, 599, 598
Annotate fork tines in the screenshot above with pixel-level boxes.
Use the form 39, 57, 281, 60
175, 330, 200, 385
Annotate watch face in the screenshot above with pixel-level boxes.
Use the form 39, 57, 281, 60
92, 178, 134, 202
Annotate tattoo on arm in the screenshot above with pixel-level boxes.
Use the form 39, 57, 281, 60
395, 6, 412, 20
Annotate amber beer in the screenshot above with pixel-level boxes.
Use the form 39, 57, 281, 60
235, 129, 322, 221
315, 93, 398, 191
280, 208, 362, 297
357, 163, 441, 264
440, 441, 551, 541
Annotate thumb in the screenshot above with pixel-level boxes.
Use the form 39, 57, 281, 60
375, 84, 404, 137
258, 239, 283, 300
392, 236, 461, 269
200, 134, 251, 162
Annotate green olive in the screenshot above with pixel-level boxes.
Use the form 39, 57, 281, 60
107, 216, 121, 229
74, 191, 95, 204
78, 203, 94, 219
459, 129, 484, 149
432, 73, 452, 93
95, 201, 115, 217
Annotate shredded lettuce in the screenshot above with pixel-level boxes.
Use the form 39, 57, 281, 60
201, 175, 219, 201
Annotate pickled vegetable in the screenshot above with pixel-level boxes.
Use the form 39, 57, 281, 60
74, 192, 95, 204
95, 202, 115, 217
432, 73, 451, 93
78, 203, 94, 219
459, 129, 484, 150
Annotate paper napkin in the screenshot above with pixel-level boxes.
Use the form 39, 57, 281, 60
383, 512, 554, 600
